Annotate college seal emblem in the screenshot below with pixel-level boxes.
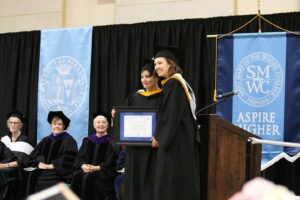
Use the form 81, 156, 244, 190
39, 56, 88, 116
234, 52, 283, 107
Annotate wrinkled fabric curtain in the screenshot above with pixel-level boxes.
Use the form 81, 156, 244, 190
1, 12, 300, 195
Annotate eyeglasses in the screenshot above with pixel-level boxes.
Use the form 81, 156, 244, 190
8, 121, 20, 125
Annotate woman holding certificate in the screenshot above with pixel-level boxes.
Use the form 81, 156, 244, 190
123, 59, 162, 200
152, 46, 200, 200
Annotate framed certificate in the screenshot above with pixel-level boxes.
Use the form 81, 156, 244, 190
114, 106, 158, 146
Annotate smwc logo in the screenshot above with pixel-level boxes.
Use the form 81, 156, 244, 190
234, 52, 283, 107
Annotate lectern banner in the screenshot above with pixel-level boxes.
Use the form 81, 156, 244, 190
37, 27, 92, 146
217, 32, 300, 170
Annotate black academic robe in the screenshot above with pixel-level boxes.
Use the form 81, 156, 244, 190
0, 141, 16, 163
0, 141, 18, 200
71, 134, 118, 200
4, 132, 31, 144
153, 78, 200, 200
124, 90, 161, 200
22, 132, 78, 195
0, 133, 31, 200
4, 133, 32, 161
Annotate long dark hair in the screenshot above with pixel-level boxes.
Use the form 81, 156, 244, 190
166, 58, 182, 77
154, 58, 182, 78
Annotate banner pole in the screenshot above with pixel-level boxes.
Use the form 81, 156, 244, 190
207, 35, 218, 38
257, 0, 262, 33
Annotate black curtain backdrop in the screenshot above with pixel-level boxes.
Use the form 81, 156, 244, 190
1, 12, 300, 195
0, 31, 40, 145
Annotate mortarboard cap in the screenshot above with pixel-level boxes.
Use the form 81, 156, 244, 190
141, 58, 155, 74
154, 46, 181, 65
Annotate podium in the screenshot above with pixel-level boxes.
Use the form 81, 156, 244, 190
197, 115, 261, 200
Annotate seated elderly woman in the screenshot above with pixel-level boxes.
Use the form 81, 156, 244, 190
21, 111, 78, 195
0, 110, 33, 200
71, 111, 118, 200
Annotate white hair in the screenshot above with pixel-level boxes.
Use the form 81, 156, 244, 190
93, 115, 108, 124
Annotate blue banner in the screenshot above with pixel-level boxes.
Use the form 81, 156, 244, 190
217, 32, 300, 170
38, 27, 92, 146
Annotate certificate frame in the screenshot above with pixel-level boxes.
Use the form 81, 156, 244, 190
114, 106, 158, 146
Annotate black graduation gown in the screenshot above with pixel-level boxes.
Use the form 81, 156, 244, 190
22, 132, 78, 195
153, 78, 200, 200
124, 90, 161, 200
4, 133, 32, 161
0, 142, 18, 200
0, 133, 31, 200
71, 134, 118, 200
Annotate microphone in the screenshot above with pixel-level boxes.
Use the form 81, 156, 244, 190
196, 90, 239, 115
217, 91, 239, 99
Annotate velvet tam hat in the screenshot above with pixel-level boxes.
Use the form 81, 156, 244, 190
7, 109, 26, 123
93, 111, 111, 125
47, 111, 70, 129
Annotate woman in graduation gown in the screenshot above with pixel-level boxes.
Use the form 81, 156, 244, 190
71, 111, 118, 200
0, 110, 33, 200
123, 59, 162, 200
22, 111, 78, 195
152, 47, 200, 200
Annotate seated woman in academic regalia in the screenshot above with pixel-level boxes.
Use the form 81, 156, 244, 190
0, 110, 34, 200
21, 111, 78, 195
70, 111, 118, 200
1, 110, 33, 156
